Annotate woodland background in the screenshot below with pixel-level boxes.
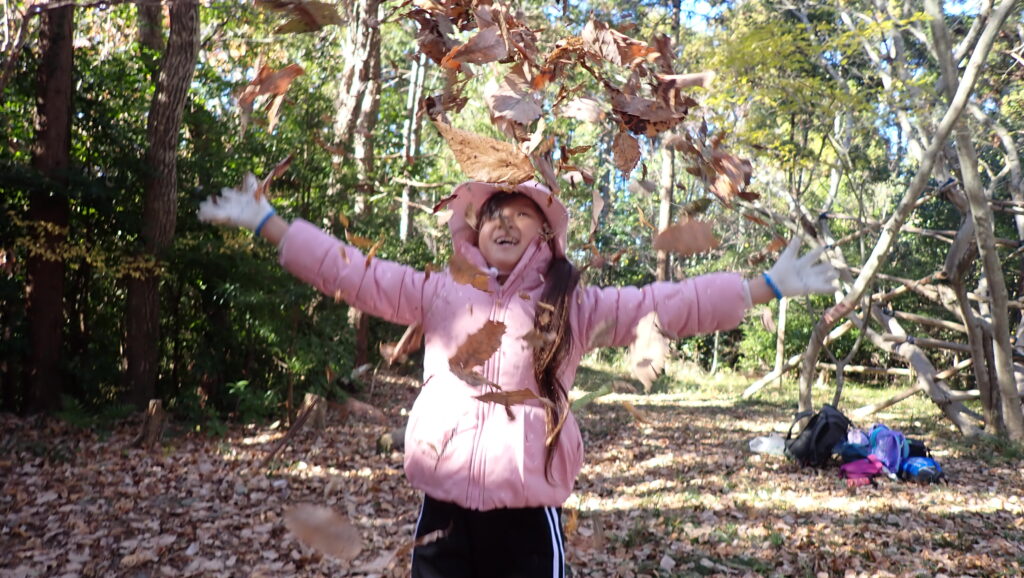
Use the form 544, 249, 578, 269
3, 0, 1024, 438
2, 0, 1024, 575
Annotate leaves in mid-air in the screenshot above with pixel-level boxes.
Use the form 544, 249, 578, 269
284, 503, 363, 562
449, 320, 506, 386
431, 119, 535, 184
653, 218, 721, 257
255, 0, 343, 34
235, 63, 304, 136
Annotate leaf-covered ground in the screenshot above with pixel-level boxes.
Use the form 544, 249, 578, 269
2, 372, 1022, 577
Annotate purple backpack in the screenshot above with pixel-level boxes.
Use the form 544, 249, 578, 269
869, 424, 908, 473
839, 455, 885, 487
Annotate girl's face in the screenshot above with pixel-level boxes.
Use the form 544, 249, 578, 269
477, 195, 548, 277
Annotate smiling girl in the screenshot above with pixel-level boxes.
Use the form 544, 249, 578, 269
199, 176, 837, 577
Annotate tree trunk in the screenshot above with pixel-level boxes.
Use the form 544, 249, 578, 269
26, 4, 74, 414
928, 0, 1024, 439
656, 147, 674, 281
126, 0, 200, 408
332, 0, 382, 367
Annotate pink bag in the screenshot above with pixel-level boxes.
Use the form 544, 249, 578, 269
838, 455, 884, 488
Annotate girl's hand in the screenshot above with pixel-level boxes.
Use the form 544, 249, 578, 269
197, 173, 276, 233
763, 237, 839, 298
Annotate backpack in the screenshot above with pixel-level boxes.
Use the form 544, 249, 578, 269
839, 454, 885, 487
834, 428, 871, 464
899, 456, 945, 484
868, 424, 909, 474
784, 404, 852, 467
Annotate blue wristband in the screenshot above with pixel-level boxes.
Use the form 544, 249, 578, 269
254, 208, 276, 237
762, 272, 783, 300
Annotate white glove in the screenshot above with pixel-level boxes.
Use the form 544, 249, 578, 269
197, 173, 275, 232
764, 237, 839, 298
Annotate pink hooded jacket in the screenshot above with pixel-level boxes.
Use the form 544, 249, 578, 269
278, 181, 749, 511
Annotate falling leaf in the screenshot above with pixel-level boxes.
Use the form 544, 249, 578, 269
475, 388, 552, 408
484, 69, 543, 126
760, 308, 777, 333
448, 252, 490, 292
345, 230, 376, 250
612, 130, 641, 174
433, 120, 534, 184
383, 323, 424, 365
680, 197, 713, 218
634, 205, 657, 231
652, 218, 720, 257
408, 9, 460, 65
585, 191, 604, 239
284, 503, 363, 562
449, 320, 506, 386
587, 318, 617, 349
521, 328, 553, 351
622, 401, 651, 424
560, 98, 605, 123
236, 64, 304, 138
255, 155, 293, 200
581, 19, 656, 67
440, 25, 509, 69
363, 238, 384, 267
629, 311, 667, 390
255, 0, 343, 34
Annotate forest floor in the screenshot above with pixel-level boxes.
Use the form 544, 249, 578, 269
2, 367, 1023, 578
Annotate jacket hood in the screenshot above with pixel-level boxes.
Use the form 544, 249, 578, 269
437, 181, 569, 258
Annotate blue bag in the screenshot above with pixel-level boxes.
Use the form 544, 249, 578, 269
899, 456, 945, 484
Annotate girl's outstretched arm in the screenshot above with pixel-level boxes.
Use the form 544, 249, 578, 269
198, 173, 435, 327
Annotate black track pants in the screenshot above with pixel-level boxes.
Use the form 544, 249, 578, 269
411, 495, 566, 578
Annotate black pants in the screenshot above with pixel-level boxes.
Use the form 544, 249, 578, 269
411, 495, 566, 578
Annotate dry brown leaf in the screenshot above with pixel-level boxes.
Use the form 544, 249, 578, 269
475, 388, 551, 408
236, 64, 304, 137
629, 311, 667, 390
587, 318, 617, 349
383, 323, 424, 365
448, 252, 490, 292
581, 20, 656, 67
449, 320, 506, 386
345, 230, 376, 250
255, 155, 293, 200
560, 98, 605, 123
634, 205, 657, 231
622, 401, 651, 424
363, 238, 384, 267
590, 188, 606, 237
484, 70, 543, 126
521, 328, 553, 352
284, 503, 363, 562
440, 25, 509, 69
612, 130, 641, 174
408, 9, 460, 65
433, 120, 534, 184
255, 0, 343, 34
652, 218, 720, 257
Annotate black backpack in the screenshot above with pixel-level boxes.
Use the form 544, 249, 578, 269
785, 404, 852, 467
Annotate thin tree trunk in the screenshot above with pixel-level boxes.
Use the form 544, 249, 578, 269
333, 0, 381, 367
126, 0, 200, 408
656, 147, 674, 281
26, 3, 74, 414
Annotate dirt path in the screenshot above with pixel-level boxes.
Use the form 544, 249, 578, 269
1, 375, 1021, 577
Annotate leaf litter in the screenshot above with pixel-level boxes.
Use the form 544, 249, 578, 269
1, 374, 1021, 577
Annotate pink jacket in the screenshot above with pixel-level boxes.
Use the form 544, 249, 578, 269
278, 188, 749, 511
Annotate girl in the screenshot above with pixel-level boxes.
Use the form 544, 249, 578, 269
199, 175, 837, 577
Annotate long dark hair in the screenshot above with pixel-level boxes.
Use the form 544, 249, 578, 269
478, 192, 581, 479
